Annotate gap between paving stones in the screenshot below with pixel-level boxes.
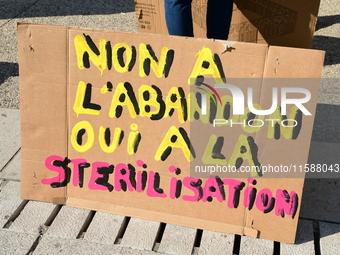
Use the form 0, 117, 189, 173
0, 147, 21, 174
0, 197, 323, 254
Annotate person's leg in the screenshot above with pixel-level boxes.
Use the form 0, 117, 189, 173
164, 0, 194, 37
206, 0, 234, 40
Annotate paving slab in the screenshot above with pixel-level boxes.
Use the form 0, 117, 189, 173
319, 222, 340, 255
0, 69, 19, 107
318, 78, 340, 94
0, 181, 23, 227
198, 230, 234, 255
120, 217, 159, 251
312, 103, 340, 143
0, 12, 137, 64
33, 236, 158, 255
313, 0, 340, 70
300, 178, 340, 222
0, 150, 21, 180
0, 76, 19, 109
317, 0, 340, 16
313, 34, 340, 67
239, 235, 273, 255
0, 0, 38, 26
0, 21, 18, 63
157, 224, 196, 255
313, 1, 340, 80
10, 200, 55, 234
0, 229, 37, 255
84, 212, 125, 245
281, 219, 315, 255
318, 92, 340, 106
45, 206, 90, 239
0, 108, 20, 171
306, 141, 340, 178
0, 12, 138, 108
14, 0, 135, 19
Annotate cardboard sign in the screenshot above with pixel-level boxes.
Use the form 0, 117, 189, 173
135, 0, 320, 48
19, 23, 324, 243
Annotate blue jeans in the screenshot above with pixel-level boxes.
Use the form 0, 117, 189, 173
164, 0, 233, 40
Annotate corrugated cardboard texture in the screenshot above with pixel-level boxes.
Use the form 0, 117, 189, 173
135, 0, 320, 49
19, 23, 68, 202
19, 23, 324, 243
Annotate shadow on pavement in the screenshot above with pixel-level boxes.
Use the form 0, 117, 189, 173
0, 62, 18, 84
312, 35, 340, 66
0, 0, 135, 20
315, 14, 340, 31
312, 103, 340, 143
313, 14, 340, 66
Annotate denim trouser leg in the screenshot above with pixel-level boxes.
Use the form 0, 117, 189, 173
206, 0, 234, 40
164, 0, 234, 40
164, 0, 194, 37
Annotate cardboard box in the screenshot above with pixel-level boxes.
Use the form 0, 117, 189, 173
19, 23, 324, 243
135, 0, 321, 48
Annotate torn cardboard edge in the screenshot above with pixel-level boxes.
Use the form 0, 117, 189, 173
215, 40, 237, 54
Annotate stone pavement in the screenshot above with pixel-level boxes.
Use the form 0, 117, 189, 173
0, 0, 340, 254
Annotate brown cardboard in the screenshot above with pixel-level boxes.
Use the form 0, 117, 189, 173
19, 23, 324, 243
135, 0, 320, 48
